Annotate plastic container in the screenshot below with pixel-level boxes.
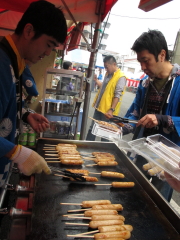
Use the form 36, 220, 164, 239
91, 122, 121, 141
128, 136, 180, 180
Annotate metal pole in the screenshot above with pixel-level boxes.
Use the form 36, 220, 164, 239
80, 18, 102, 140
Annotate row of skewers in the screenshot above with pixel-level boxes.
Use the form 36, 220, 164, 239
61, 199, 132, 239
44, 143, 135, 187
44, 143, 119, 166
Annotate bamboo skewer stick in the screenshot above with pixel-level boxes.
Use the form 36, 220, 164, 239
95, 182, 135, 188
65, 222, 89, 226
63, 214, 84, 216
61, 203, 82, 206
45, 154, 59, 156
44, 151, 58, 153
46, 161, 60, 163
67, 208, 90, 212
60, 200, 112, 208
43, 148, 56, 150
67, 234, 94, 238
74, 230, 99, 236
88, 116, 99, 122
66, 216, 91, 219
44, 144, 57, 146
86, 161, 118, 167
89, 172, 101, 175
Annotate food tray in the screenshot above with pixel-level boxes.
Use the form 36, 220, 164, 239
91, 122, 121, 140
128, 137, 180, 180
29, 139, 180, 240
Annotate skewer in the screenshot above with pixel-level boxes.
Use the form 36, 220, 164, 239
44, 151, 58, 152
67, 230, 131, 239
67, 208, 90, 212
74, 230, 99, 236
89, 116, 99, 122
63, 214, 84, 216
86, 161, 118, 167
47, 161, 61, 162
65, 214, 125, 221
44, 144, 55, 146
67, 235, 94, 238
65, 219, 124, 229
46, 159, 84, 165
43, 147, 56, 150
60, 200, 111, 208
45, 154, 59, 156
95, 182, 135, 188
72, 224, 133, 236
67, 204, 123, 212
54, 174, 98, 182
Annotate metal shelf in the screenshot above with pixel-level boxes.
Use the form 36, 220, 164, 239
44, 112, 77, 117
46, 89, 79, 96
43, 132, 74, 139
41, 68, 84, 139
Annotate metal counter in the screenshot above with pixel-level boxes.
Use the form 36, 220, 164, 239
29, 138, 180, 240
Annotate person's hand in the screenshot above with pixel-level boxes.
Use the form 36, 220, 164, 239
27, 113, 49, 133
136, 114, 158, 128
105, 109, 114, 118
164, 171, 180, 192
10, 145, 51, 176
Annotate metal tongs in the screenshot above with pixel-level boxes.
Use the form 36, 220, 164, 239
48, 165, 86, 182
108, 115, 138, 127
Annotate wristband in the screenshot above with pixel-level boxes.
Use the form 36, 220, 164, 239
110, 108, 115, 112
22, 112, 31, 123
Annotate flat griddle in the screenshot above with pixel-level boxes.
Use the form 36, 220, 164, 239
29, 138, 180, 240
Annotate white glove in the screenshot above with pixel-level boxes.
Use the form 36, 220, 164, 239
10, 145, 51, 176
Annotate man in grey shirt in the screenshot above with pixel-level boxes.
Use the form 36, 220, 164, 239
86, 55, 126, 141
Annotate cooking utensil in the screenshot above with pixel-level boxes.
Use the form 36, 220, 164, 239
108, 115, 138, 127
48, 165, 86, 182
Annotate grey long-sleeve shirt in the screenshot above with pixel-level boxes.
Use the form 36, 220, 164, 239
94, 73, 126, 108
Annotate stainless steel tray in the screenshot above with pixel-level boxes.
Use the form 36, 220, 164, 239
29, 138, 180, 240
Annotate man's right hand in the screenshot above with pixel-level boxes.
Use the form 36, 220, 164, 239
10, 145, 51, 176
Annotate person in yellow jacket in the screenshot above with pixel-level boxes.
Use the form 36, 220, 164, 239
86, 55, 126, 141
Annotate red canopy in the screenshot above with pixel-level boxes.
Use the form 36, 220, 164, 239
0, 0, 117, 35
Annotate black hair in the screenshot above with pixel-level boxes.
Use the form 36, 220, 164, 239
131, 30, 169, 62
63, 61, 72, 69
15, 0, 67, 44
103, 55, 117, 64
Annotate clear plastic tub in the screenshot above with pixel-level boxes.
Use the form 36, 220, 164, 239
128, 136, 180, 180
91, 122, 121, 141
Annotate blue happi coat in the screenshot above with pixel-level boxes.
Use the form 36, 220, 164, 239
124, 66, 180, 146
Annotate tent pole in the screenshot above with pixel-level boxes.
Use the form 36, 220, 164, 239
80, 17, 102, 140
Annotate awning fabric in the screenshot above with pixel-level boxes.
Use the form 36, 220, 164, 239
0, 0, 117, 35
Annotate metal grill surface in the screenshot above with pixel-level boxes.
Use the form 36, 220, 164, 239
29, 139, 180, 240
